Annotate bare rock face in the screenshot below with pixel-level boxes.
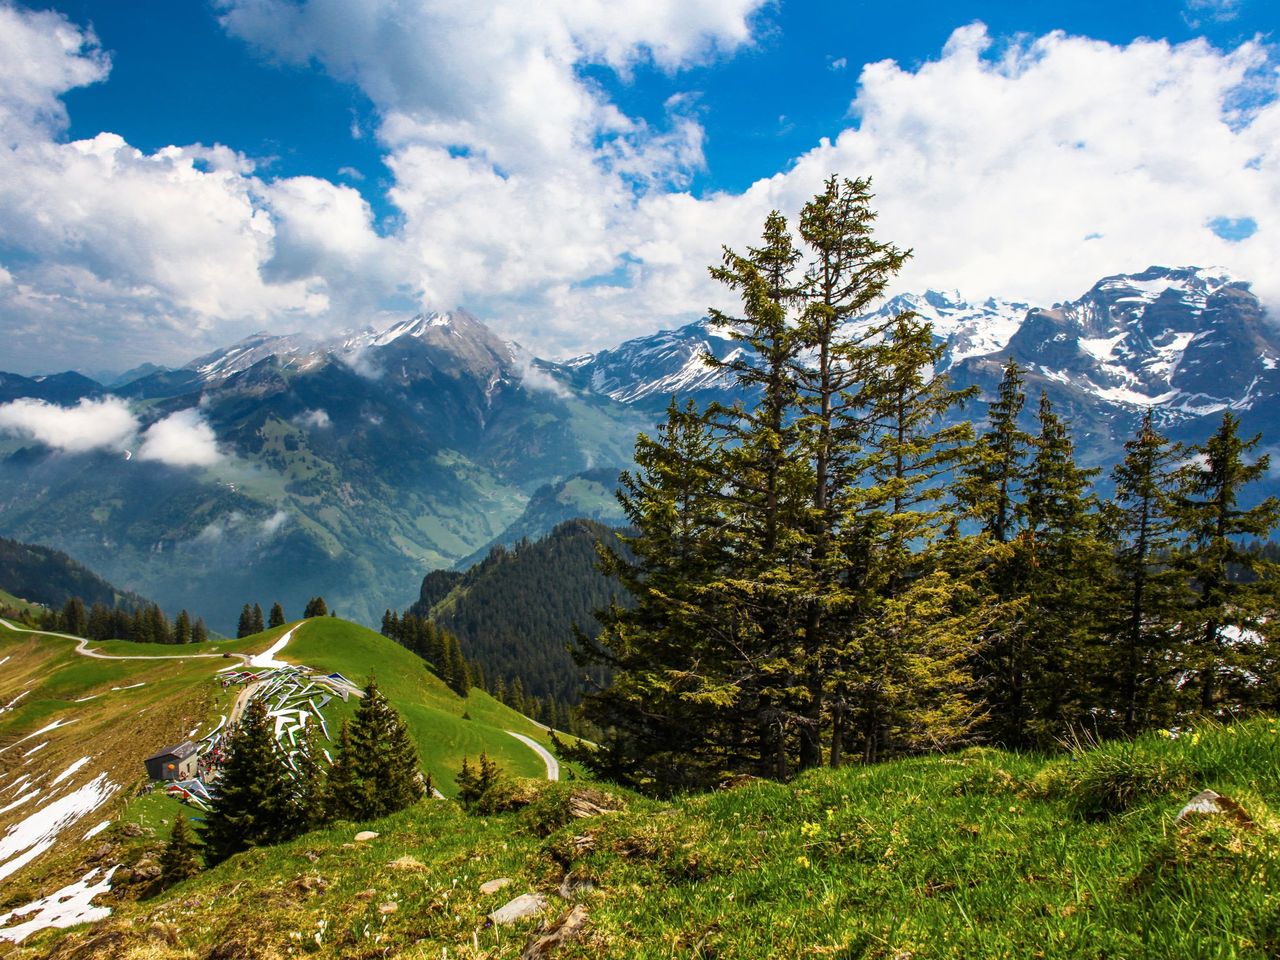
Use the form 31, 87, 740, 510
489, 893, 549, 926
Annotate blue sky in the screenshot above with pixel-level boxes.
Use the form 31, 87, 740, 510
0, 0, 1276, 372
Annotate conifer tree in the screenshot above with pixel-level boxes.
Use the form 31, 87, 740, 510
834, 311, 983, 762
327, 677, 423, 820
1009, 392, 1108, 746
1104, 412, 1186, 732
303, 596, 328, 618
268, 602, 285, 629
704, 210, 810, 777
61, 596, 87, 637
158, 812, 202, 885
790, 175, 912, 769
236, 603, 255, 639
192, 617, 208, 644
203, 699, 298, 863
1170, 412, 1280, 712
573, 402, 740, 789
321, 721, 359, 821
174, 610, 192, 645
251, 603, 265, 634
291, 727, 328, 830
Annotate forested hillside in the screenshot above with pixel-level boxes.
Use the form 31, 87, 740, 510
0, 536, 148, 611
407, 519, 626, 703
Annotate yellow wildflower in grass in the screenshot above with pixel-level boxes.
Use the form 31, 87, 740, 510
796, 855, 811, 869
800, 821, 822, 838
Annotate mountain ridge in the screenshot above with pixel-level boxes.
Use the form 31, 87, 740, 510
0, 265, 1276, 630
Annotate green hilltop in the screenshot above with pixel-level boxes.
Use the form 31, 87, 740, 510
0, 616, 558, 922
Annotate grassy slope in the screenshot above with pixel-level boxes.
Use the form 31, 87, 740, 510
21, 717, 1280, 959
0, 588, 43, 616
280, 618, 552, 787
0, 617, 551, 920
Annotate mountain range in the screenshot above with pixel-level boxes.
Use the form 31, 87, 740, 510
0, 265, 1276, 630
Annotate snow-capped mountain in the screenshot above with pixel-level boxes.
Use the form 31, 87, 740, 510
187, 310, 521, 388
565, 266, 1280, 434
1, 265, 1277, 633
989, 267, 1278, 421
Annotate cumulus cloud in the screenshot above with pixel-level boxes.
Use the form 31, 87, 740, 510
1, 3, 1278, 371
260, 509, 290, 535
136, 409, 222, 467
0, 396, 136, 452
210, 7, 1280, 353
294, 408, 331, 429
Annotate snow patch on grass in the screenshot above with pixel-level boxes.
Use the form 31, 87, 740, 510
22, 742, 47, 758
248, 625, 300, 669
50, 757, 91, 788
82, 820, 110, 841
0, 789, 40, 815
0, 773, 116, 883
0, 866, 118, 943
0, 717, 77, 755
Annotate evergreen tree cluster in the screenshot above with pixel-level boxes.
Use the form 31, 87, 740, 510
234, 601, 291, 637
35, 596, 209, 644
381, 607, 597, 737
404, 519, 623, 704
380, 611, 477, 696
202, 677, 424, 865
571, 176, 1280, 793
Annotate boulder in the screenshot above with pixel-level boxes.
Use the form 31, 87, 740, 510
480, 877, 513, 895
354, 830, 379, 842
489, 893, 549, 926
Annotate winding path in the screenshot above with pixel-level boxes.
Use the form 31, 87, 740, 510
506, 730, 560, 781
0, 618, 251, 662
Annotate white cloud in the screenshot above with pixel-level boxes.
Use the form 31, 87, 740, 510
294, 408, 331, 429
260, 509, 290, 535
0, 4, 1278, 372
829, 56, 848, 71
0, 396, 136, 452
136, 409, 222, 467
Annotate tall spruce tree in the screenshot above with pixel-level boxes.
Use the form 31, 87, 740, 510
1104, 412, 1185, 733
174, 610, 192, 646
251, 603, 265, 634
268, 602, 286, 629
236, 603, 255, 639
1170, 412, 1280, 713
573, 402, 740, 790
203, 698, 299, 863
326, 677, 423, 820
704, 210, 809, 778
1010, 392, 1107, 747
834, 312, 984, 763
789, 175, 912, 769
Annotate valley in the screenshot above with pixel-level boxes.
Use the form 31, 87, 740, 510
1, 268, 1276, 636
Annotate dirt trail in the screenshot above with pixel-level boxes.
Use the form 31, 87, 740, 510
0, 618, 251, 663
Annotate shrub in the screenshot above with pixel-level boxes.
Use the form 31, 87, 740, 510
1038, 746, 1194, 819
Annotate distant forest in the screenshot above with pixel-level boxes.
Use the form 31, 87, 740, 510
405, 518, 626, 704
